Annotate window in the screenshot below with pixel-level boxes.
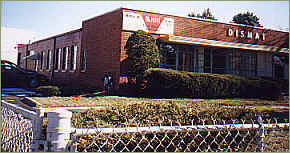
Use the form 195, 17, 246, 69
55, 48, 61, 70
81, 50, 86, 71
62, 47, 68, 70
34, 60, 38, 71
196, 47, 204, 73
40, 51, 45, 70
240, 51, 257, 77
159, 43, 177, 70
27, 50, 31, 56
70, 45, 77, 71
17, 53, 22, 66
46, 50, 51, 70
27, 50, 35, 56
229, 50, 257, 77
229, 49, 241, 75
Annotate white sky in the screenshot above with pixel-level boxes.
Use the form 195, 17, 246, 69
1, 27, 35, 63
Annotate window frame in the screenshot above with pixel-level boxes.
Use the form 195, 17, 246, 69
80, 50, 87, 72
70, 45, 77, 71
55, 48, 61, 71
46, 50, 52, 70
40, 51, 45, 71
62, 47, 69, 71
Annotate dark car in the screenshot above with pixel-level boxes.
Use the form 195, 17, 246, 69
1, 60, 48, 88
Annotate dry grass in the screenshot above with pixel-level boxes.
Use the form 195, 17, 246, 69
31, 96, 288, 108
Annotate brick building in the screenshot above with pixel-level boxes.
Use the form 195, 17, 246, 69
17, 8, 289, 90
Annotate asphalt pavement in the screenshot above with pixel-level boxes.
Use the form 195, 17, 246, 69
1, 88, 39, 111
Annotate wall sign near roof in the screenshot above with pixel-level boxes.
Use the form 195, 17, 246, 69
122, 12, 174, 35
227, 28, 266, 41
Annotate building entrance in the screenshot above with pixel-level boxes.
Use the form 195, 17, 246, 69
178, 51, 193, 71
213, 55, 226, 74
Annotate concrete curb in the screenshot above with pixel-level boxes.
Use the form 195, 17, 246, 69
23, 97, 43, 106
23, 97, 105, 112
41, 106, 105, 112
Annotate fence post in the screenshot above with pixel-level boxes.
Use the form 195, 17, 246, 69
257, 116, 265, 152
45, 109, 72, 152
32, 108, 45, 152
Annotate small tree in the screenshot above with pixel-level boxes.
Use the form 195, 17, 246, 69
125, 30, 160, 82
232, 11, 262, 27
188, 8, 216, 20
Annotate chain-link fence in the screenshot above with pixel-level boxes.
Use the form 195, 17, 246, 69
1, 101, 288, 152
1, 102, 34, 152
70, 119, 289, 152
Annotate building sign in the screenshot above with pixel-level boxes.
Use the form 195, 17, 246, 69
227, 28, 265, 41
123, 12, 174, 34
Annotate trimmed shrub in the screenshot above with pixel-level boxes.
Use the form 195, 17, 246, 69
36, 86, 59, 97
140, 68, 281, 99
117, 82, 139, 97
60, 85, 82, 96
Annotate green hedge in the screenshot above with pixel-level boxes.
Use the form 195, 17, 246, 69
35, 86, 59, 97
140, 68, 281, 99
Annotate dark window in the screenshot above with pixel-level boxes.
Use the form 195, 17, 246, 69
34, 60, 38, 71
159, 43, 177, 70
17, 53, 22, 66
40, 51, 45, 70
81, 50, 86, 71
70, 46, 77, 71
55, 48, 60, 70
62, 47, 68, 70
229, 50, 257, 77
204, 48, 211, 73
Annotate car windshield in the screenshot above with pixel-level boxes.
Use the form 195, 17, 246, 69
1, 64, 28, 73
1, 60, 35, 73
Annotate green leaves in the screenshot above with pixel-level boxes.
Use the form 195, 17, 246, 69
232, 11, 262, 27
141, 68, 281, 99
125, 30, 160, 78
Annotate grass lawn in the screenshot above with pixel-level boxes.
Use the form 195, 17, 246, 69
31, 96, 289, 108
32, 95, 288, 152
30, 95, 289, 128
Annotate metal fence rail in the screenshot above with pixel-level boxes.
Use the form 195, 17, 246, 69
70, 120, 289, 152
1, 103, 34, 152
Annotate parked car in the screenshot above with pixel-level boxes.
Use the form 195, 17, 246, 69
1, 60, 48, 88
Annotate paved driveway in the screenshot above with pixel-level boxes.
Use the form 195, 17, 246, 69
1, 88, 39, 111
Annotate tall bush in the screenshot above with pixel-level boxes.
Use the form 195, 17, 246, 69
141, 68, 281, 99
125, 30, 160, 83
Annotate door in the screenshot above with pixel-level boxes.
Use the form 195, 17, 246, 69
213, 55, 226, 74
179, 51, 193, 71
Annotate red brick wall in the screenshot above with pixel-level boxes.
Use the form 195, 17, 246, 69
121, 8, 289, 47
53, 30, 82, 86
174, 18, 288, 47
80, 9, 122, 90
20, 29, 82, 86
27, 39, 54, 75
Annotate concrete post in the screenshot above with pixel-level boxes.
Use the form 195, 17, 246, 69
32, 108, 45, 152
257, 116, 265, 152
46, 109, 72, 152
